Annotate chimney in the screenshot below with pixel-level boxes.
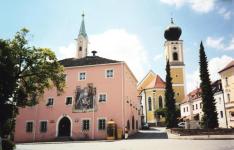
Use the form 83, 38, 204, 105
91, 50, 97, 56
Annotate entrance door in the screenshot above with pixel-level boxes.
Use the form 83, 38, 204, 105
58, 117, 71, 137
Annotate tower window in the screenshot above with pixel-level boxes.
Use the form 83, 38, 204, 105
173, 47, 177, 50
79, 47, 82, 51
173, 52, 178, 61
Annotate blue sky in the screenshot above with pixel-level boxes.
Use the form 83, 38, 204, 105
0, 0, 233, 92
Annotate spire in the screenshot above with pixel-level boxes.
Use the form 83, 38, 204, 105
171, 17, 174, 24
79, 12, 87, 37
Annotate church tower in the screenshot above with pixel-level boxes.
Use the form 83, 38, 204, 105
164, 18, 185, 104
76, 13, 88, 58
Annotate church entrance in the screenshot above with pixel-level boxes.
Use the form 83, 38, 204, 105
58, 117, 71, 137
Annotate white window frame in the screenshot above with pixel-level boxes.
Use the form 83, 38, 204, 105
46, 97, 54, 107
65, 96, 73, 106
81, 118, 91, 131
79, 72, 86, 81
97, 117, 107, 131
25, 120, 34, 133
98, 93, 107, 103
39, 120, 48, 133
105, 69, 114, 78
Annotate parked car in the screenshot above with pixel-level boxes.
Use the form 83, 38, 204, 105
142, 123, 150, 130
178, 122, 186, 128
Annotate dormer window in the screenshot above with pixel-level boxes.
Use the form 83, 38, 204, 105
173, 52, 178, 61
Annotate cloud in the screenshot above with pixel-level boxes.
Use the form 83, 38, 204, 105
206, 36, 234, 51
58, 29, 151, 80
160, 0, 215, 13
186, 55, 233, 93
218, 7, 232, 20
206, 36, 224, 49
153, 53, 163, 61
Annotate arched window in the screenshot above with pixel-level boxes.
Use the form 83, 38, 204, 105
127, 120, 130, 130
173, 52, 178, 61
159, 96, 163, 109
148, 97, 152, 111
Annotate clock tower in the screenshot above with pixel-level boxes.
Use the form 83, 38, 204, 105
76, 13, 88, 59
164, 18, 185, 103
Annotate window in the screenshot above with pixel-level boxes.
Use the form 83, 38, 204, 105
192, 105, 194, 110
46, 98, 54, 106
230, 112, 234, 121
79, 46, 82, 51
136, 120, 138, 130
186, 107, 188, 112
153, 93, 156, 110
220, 111, 223, 118
227, 94, 231, 102
148, 97, 152, 111
173, 52, 178, 61
173, 47, 177, 50
159, 96, 163, 109
99, 94, 107, 102
82, 120, 90, 131
225, 77, 228, 86
177, 93, 180, 96
79, 72, 86, 80
40, 121, 47, 133
183, 107, 185, 112
196, 104, 198, 110
132, 116, 135, 130
200, 102, 202, 109
106, 69, 113, 78
98, 119, 106, 130
66, 97, 72, 105
26, 122, 33, 133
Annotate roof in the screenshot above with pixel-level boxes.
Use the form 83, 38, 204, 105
219, 60, 234, 73
59, 56, 120, 67
79, 14, 87, 38
137, 70, 165, 90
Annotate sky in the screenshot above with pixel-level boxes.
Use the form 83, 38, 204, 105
0, 0, 233, 93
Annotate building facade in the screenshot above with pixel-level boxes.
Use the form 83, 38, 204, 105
164, 18, 186, 104
14, 14, 140, 143
219, 60, 234, 128
180, 80, 228, 128
137, 70, 165, 126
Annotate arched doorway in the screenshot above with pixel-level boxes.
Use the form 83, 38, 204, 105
58, 117, 71, 137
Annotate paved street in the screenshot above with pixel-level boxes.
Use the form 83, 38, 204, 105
16, 128, 234, 150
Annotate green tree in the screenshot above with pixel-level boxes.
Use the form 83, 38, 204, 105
164, 60, 177, 128
0, 28, 65, 150
199, 41, 218, 129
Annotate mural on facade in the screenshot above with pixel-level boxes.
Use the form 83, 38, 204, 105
73, 83, 96, 112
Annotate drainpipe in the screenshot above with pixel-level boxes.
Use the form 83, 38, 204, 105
144, 89, 147, 123
222, 90, 228, 128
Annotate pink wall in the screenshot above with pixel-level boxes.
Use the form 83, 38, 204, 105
14, 62, 140, 143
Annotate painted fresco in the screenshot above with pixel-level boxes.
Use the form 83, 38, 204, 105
73, 83, 96, 112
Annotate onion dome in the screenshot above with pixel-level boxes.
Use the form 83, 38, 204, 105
164, 18, 182, 41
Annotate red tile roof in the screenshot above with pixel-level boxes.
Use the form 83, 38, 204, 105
219, 60, 234, 73
154, 75, 165, 88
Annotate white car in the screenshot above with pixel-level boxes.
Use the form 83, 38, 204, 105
178, 122, 186, 128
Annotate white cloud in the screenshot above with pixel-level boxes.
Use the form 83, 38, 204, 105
153, 53, 163, 61
89, 29, 151, 80
160, 0, 215, 13
206, 36, 224, 49
186, 55, 233, 93
58, 29, 151, 80
218, 7, 231, 20
206, 36, 234, 51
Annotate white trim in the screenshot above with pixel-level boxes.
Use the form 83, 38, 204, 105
105, 68, 114, 78
25, 120, 34, 133
55, 115, 73, 137
81, 118, 91, 131
97, 117, 107, 131
98, 93, 107, 103
65, 96, 73, 106
78, 71, 87, 81
39, 120, 48, 133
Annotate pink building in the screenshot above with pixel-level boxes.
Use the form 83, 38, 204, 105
14, 14, 140, 143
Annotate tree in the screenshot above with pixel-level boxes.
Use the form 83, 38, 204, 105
199, 41, 218, 129
164, 60, 178, 128
0, 28, 65, 150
